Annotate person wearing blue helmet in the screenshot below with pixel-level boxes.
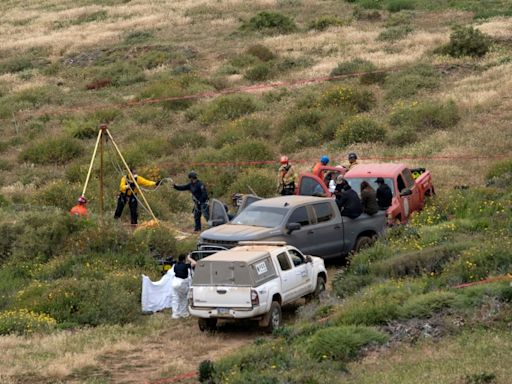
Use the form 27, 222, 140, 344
312, 155, 330, 176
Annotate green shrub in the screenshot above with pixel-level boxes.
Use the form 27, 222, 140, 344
138, 78, 202, 110
97, 62, 145, 86
280, 108, 324, 134
353, 7, 382, 21
35, 180, 82, 210
437, 26, 491, 58
377, 25, 413, 41
0, 47, 50, 75
64, 118, 98, 139
386, 0, 415, 12
124, 30, 154, 45
486, 159, 512, 181
319, 86, 376, 112
369, 244, 465, 278
19, 137, 83, 165
306, 325, 388, 361
389, 100, 460, 132
399, 291, 457, 319
226, 169, 275, 198
170, 130, 207, 149
133, 225, 178, 259
245, 63, 274, 82
74, 224, 131, 255
218, 139, 274, 163
0, 309, 56, 335
336, 116, 386, 147
385, 125, 417, 146
349, 242, 394, 275
280, 127, 321, 153
214, 118, 271, 148
330, 58, 376, 77
0, 221, 23, 265
308, 16, 344, 31
332, 270, 374, 298
246, 44, 276, 62
14, 276, 140, 326
198, 95, 258, 124
241, 11, 297, 34
385, 64, 440, 99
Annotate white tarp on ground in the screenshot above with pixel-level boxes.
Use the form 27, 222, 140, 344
141, 269, 175, 313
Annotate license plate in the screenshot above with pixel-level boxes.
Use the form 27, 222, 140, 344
217, 307, 230, 315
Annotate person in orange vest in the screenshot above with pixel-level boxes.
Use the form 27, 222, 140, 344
114, 167, 160, 225
70, 196, 88, 217
312, 155, 330, 177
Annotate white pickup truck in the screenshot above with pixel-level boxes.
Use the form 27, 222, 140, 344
188, 242, 327, 332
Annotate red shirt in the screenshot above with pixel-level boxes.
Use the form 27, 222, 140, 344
70, 204, 88, 217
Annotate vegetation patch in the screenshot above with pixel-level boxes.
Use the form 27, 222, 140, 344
384, 64, 440, 99
308, 16, 344, 31
436, 25, 492, 58
389, 100, 460, 132
240, 11, 297, 34
0, 309, 56, 335
19, 137, 83, 165
336, 116, 386, 147
319, 85, 376, 112
197, 95, 259, 124
306, 325, 388, 361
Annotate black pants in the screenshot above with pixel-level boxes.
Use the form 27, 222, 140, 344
114, 194, 138, 224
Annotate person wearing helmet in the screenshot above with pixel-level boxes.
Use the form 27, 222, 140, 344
173, 171, 209, 231
277, 155, 298, 195
347, 152, 359, 170
70, 195, 88, 217
312, 155, 330, 177
114, 167, 160, 225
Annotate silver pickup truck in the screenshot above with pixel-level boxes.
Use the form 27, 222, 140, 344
200, 195, 386, 259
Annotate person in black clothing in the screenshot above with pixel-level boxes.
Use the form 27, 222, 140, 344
375, 177, 393, 210
171, 254, 197, 319
173, 171, 209, 231
360, 181, 378, 215
334, 176, 363, 219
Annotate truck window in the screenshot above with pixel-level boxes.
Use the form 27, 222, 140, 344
249, 257, 277, 286
288, 249, 305, 266
397, 175, 406, 192
287, 206, 310, 226
313, 202, 334, 223
299, 176, 324, 196
276, 252, 292, 271
402, 169, 415, 188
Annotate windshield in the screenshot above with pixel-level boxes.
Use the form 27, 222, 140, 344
231, 206, 287, 228
345, 177, 395, 196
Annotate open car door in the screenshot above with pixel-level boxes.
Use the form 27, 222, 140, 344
208, 199, 230, 227
235, 194, 263, 215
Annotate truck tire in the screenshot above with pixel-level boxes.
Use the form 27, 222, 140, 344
306, 276, 326, 303
198, 318, 217, 332
264, 301, 282, 333
354, 235, 373, 253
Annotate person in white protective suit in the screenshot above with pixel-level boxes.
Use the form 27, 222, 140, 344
171, 254, 196, 319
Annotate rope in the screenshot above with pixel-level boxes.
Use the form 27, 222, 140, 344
82, 129, 103, 197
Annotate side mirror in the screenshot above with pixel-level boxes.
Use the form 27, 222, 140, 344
210, 219, 225, 227
286, 222, 301, 234
305, 255, 313, 263
400, 188, 412, 197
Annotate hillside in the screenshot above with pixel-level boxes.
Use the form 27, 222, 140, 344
0, 0, 511, 383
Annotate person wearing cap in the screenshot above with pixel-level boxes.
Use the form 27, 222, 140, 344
70, 195, 88, 217
114, 167, 160, 225
277, 155, 298, 196
173, 171, 209, 231
347, 152, 359, 170
312, 155, 330, 177
360, 181, 378, 215
375, 177, 393, 210
334, 176, 362, 219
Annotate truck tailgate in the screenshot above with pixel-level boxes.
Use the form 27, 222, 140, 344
192, 286, 252, 308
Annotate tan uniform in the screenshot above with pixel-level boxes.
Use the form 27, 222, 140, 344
347, 160, 359, 170
277, 164, 298, 194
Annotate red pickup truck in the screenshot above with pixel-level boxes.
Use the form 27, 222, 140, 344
296, 163, 434, 224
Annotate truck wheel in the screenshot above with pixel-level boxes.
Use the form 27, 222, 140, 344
198, 318, 217, 332
264, 301, 282, 333
306, 276, 326, 303
354, 236, 373, 253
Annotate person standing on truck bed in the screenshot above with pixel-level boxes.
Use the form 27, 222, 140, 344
347, 152, 359, 170
360, 181, 378, 215
171, 254, 197, 319
334, 176, 362, 219
277, 156, 298, 195
375, 177, 393, 210
173, 171, 210, 232
114, 167, 160, 225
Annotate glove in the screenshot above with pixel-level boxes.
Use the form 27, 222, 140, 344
156, 179, 162, 186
